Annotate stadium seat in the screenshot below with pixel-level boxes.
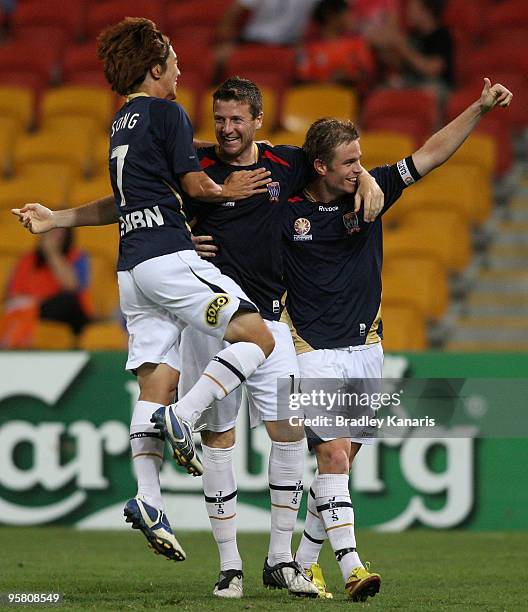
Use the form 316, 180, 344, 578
60, 42, 104, 86
175, 86, 197, 123
166, 0, 232, 30
282, 84, 358, 133
32, 321, 76, 350
0, 85, 34, 130
0, 166, 71, 215
85, 0, 165, 39
78, 321, 127, 350
89, 255, 119, 318
12, 0, 85, 42
76, 225, 119, 265
448, 133, 496, 178
380, 303, 427, 351
268, 131, 305, 147
359, 131, 414, 170
361, 88, 438, 143
359, 116, 426, 148
481, 0, 528, 40
399, 212, 471, 270
0, 38, 59, 89
0, 116, 17, 175
384, 211, 470, 273
14, 119, 97, 178
383, 255, 449, 320
69, 176, 113, 209
444, 0, 481, 39
41, 86, 114, 132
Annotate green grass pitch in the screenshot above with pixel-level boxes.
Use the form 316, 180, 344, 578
0, 528, 526, 610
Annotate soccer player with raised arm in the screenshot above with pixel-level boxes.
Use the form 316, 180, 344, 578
12, 18, 280, 564
281, 78, 512, 601
182, 77, 383, 598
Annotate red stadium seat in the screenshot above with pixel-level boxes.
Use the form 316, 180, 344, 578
166, 0, 232, 30
0, 39, 59, 89
225, 45, 296, 88
481, 0, 528, 39
12, 0, 85, 42
456, 41, 528, 86
85, 0, 165, 39
444, 0, 481, 41
361, 88, 438, 145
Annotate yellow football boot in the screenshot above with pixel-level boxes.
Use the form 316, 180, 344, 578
306, 563, 333, 599
345, 563, 381, 602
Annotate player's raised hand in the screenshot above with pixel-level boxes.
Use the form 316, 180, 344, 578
192, 234, 218, 259
479, 77, 513, 114
11, 203, 56, 234
222, 168, 271, 200
355, 170, 384, 222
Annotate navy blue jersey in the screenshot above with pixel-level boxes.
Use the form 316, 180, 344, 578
281, 158, 421, 352
109, 94, 201, 271
185, 143, 309, 320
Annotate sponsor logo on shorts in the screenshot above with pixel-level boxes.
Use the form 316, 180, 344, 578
267, 181, 281, 202
205, 294, 231, 326
343, 211, 360, 234
293, 217, 312, 241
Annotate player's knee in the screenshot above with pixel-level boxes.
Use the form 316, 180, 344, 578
201, 428, 235, 448
225, 311, 275, 356
316, 444, 350, 474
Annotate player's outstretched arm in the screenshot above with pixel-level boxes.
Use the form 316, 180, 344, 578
412, 78, 512, 178
12, 195, 118, 234
181, 168, 271, 202
355, 169, 384, 222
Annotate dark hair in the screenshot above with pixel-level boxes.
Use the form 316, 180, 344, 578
419, 0, 447, 20
212, 76, 263, 118
313, 0, 348, 26
97, 17, 170, 95
36, 228, 74, 266
303, 118, 359, 166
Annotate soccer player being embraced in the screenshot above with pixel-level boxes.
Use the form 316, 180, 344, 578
282, 78, 512, 601
12, 18, 282, 564
182, 77, 383, 598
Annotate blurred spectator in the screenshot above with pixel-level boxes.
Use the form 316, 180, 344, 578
215, 0, 320, 78
0, 228, 93, 348
298, 0, 375, 88
384, 0, 454, 88
0, 0, 16, 39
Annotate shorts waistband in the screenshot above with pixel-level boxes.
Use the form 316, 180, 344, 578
335, 342, 381, 353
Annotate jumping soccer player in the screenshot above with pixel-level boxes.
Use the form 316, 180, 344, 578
12, 18, 279, 563
283, 78, 512, 601
182, 77, 384, 598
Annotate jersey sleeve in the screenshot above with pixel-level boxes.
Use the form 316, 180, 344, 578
273, 145, 312, 194
369, 156, 422, 215
151, 100, 201, 176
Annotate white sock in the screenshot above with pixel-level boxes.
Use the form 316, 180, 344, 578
315, 473, 363, 582
130, 400, 164, 509
267, 440, 305, 566
295, 473, 327, 569
202, 444, 242, 572
176, 342, 266, 425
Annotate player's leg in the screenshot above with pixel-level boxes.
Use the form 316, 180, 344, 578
201, 428, 243, 599
179, 326, 243, 598
244, 321, 318, 597
131, 251, 273, 471
118, 269, 186, 560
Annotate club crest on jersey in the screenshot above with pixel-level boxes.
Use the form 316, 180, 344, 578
293, 217, 312, 241
343, 211, 360, 234
205, 294, 230, 326
267, 181, 280, 202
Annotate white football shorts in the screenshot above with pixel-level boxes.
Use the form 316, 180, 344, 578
179, 320, 299, 432
118, 250, 256, 372
297, 342, 384, 446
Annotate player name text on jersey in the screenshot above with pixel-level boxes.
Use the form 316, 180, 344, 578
111, 112, 140, 137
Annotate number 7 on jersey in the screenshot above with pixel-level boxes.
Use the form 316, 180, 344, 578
111, 144, 129, 207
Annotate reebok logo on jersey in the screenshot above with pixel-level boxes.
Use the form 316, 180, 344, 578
205, 295, 231, 326
319, 205, 339, 212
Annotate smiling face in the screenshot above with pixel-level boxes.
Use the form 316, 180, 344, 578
213, 99, 263, 163
318, 139, 363, 197
159, 45, 180, 100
